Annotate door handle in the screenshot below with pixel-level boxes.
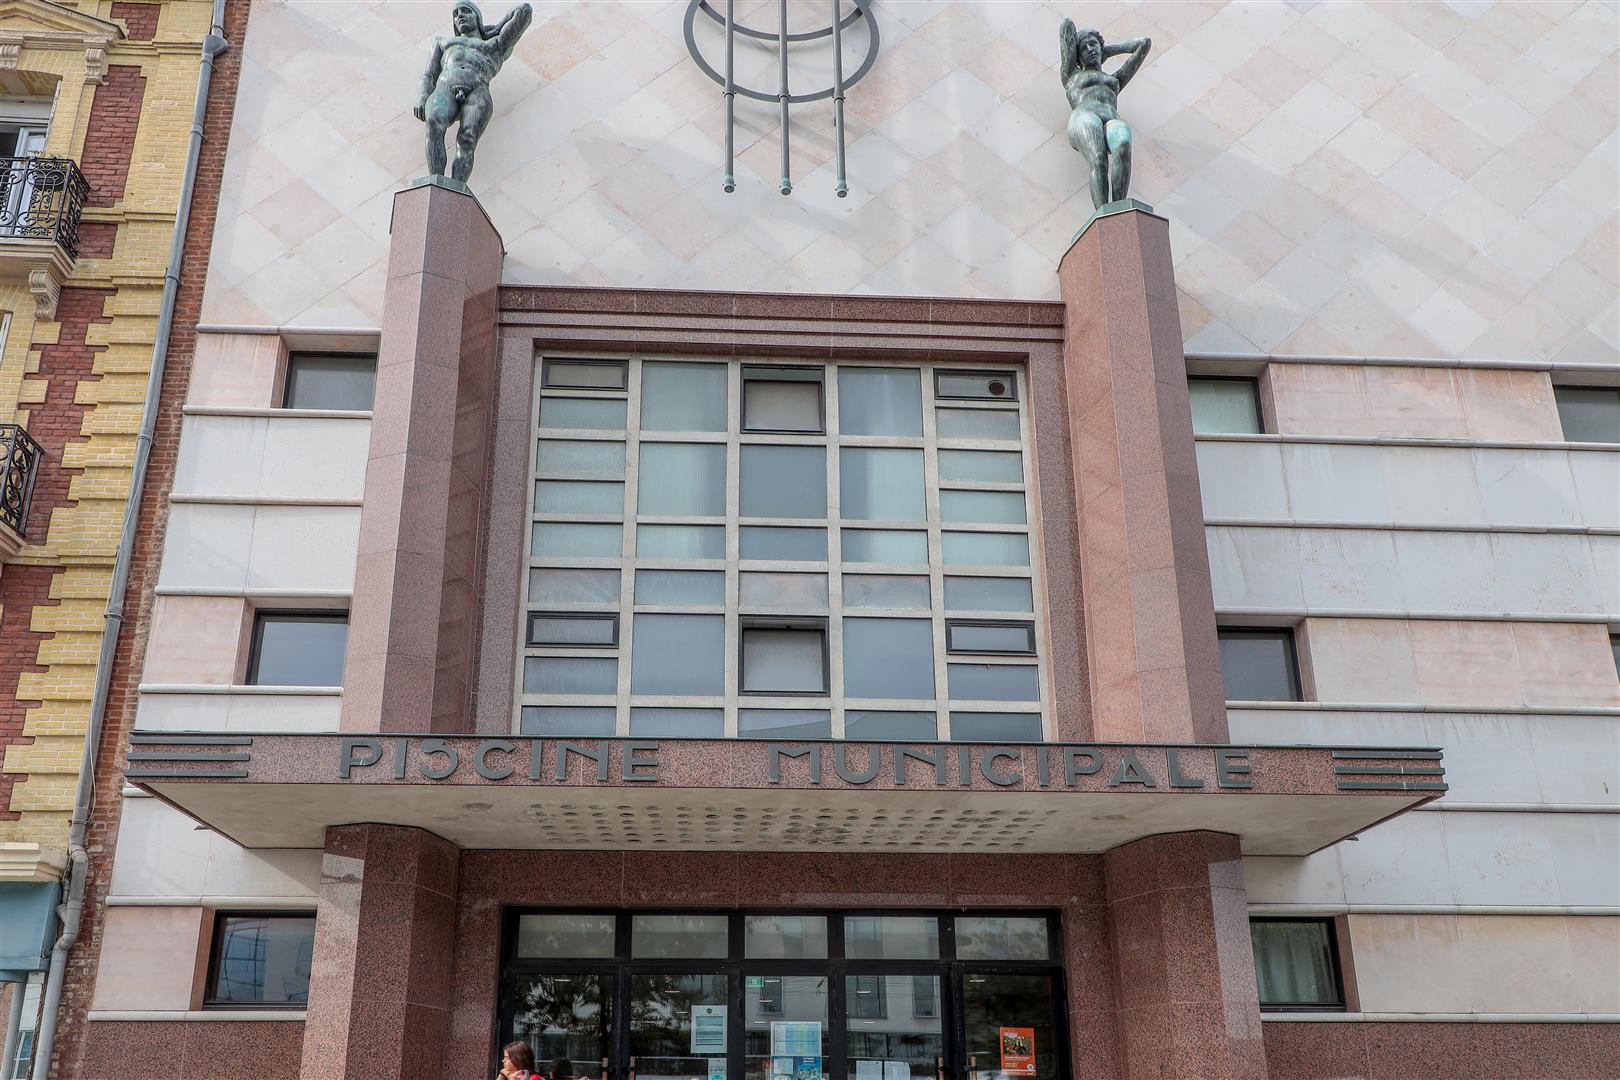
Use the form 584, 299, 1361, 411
936, 1055, 946, 1080
969, 1055, 977, 1080
601, 1056, 610, 1080
629, 1055, 637, 1080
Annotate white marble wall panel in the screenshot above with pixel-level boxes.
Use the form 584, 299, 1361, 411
133, 690, 343, 733
1198, 441, 1620, 531
172, 414, 371, 502
1243, 811, 1619, 909
1208, 526, 1618, 615
109, 798, 320, 901
157, 503, 360, 593
202, 1, 1619, 364
1227, 709, 1620, 807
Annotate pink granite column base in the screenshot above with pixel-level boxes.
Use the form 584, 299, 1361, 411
1057, 209, 1226, 744
1104, 831, 1266, 1079
299, 823, 460, 1080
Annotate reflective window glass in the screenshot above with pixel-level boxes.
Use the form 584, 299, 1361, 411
745, 366, 823, 433
937, 407, 1019, 440
841, 529, 927, 564
741, 445, 827, 518
641, 361, 726, 431
529, 568, 621, 605
745, 915, 828, 958
1218, 627, 1302, 702
515, 913, 617, 957
740, 572, 828, 608
537, 439, 625, 478
630, 915, 728, 958
511, 973, 612, 1080
742, 623, 828, 694
948, 664, 1040, 701
938, 449, 1023, 483
844, 710, 937, 741
638, 443, 726, 516
523, 657, 618, 694
1189, 377, 1262, 434
631, 974, 731, 1080
543, 359, 627, 390
207, 914, 314, 1006
839, 367, 923, 436
520, 706, 616, 736
841, 574, 930, 609
944, 577, 1033, 612
535, 480, 624, 515
739, 709, 832, 740
528, 613, 617, 647
631, 614, 724, 695
940, 490, 1026, 524
843, 618, 934, 699
741, 526, 827, 561
960, 974, 1055, 1080
540, 397, 626, 430
942, 531, 1029, 566
841, 447, 925, 521
844, 916, 940, 959
949, 712, 1041, 742
533, 522, 622, 557
629, 708, 724, 738
634, 570, 725, 605
247, 614, 347, 686
1251, 919, 1345, 1010
282, 354, 375, 411
636, 525, 725, 559
847, 975, 941, 1075
745, 976, 828, 1080
1555, 386, 1620, 443
946, 621, 1036, 655
954, 916, 1050, 960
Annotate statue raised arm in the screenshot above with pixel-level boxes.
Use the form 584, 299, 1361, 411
1058, 19, 1151, 210
416, 1, 533, 183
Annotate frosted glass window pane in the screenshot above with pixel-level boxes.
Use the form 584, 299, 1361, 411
741, 445, 826, 518
543, 360, 626, 389
632, 914, 729, 958
739, 709, 831, 739
1189, 378, 1262, 434
944, 577, 1033, 612
745, 378, 822, 432
516, 912, 617, 957
841, 529, 926, 564
839, 367, 922, 436
741, 527, 826, 561
948, 664, 1039, 701
528, 614, 617, 646
946, 621, 1035, 654
535, 480, 624, 515
843, 618, 933, 699
540, 398, 626, 430
631, 614, 724, 694
745, 916, 828, 958
742, 626, 827, 693
532, 523, 622, 557
637, 525, 725, 559
841, 448, 925, 521
938, 450, 1023, 483
954, 916, 1048, 960
845, 711, 936, 741
942, 531, 1028, 566
524, 657, 618, 694
842, 575, 930, 609
520, 707, 616, 736
529, 568, 620, 604
638, 443, 725, 515
634, 570, 724, 604
937, 408, 1019, 439
940, 490, 1026, 524
740, 572, 828, 607
538, 440, 625, 478
641, 361, 726, 431
949, 713, 1041, 742
629, 708, 724, 738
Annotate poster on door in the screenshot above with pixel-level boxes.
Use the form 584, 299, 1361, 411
999, 1027, 1036, 1076
691, 1005, 727, 1054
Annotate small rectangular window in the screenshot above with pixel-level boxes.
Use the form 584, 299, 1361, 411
539, 397, 627, 430
949, 712, 1041, 742
534, 480, 624, 514
205, 912, 315, 1008
745, 915, 828, 958
631, 613, 724, 695
632, 914, 729, 958
841, 447, 925, 521
744, 365, 824, 433
944, 577, 1033, 613
527, 612, 618, 648
516, 912, 617, 957
636, 525, 725, 559
946, 620, 1036, 655
523, 656, 617, 694
537, 439, 626, 479
542, 358, 627, 390
839, 367, 923, 436
1218, 627, 1302, 702
641, 361, 726, 431
629, 708, 724, 738
532, 522, 622, 557
281, 353, 375, 410
740, 526, 827, 561
954, 916, 1048, 960
842, 574, 930, 610
740, 572, 828, 608
739, 708, 831, 740
741, 445, 827, 518
938, 450, 1023, 484
937, 407, 1019, 440
741, 618, 829, 695
935, 369, 1017, 402
843, 618, 933, 699
947, 663, 1039, 701
528, 568, 620, 605
638, 443, 726, 516
841, 529, 927, 564
520, 706, 615, 736
1554, 386, 1620, 444
941, 531, 1029, 567
246, 613, 348, 686
844, 710, 936, 741
940, 490, 1026, 524
1188, 376, 1263, 434
634, 569, 725, 605
1250, 918, 1346, 1011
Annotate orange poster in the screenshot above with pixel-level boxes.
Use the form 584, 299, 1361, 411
999, 1027, 1035, 1076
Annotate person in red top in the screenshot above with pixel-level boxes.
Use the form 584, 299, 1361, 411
498, 1042, 540, 1080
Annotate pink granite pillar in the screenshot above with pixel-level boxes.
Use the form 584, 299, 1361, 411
299, 823, 460, 1080
1057, 207, 1227, 743
342, 179, 503, 733
1104, 831, 1266, 1079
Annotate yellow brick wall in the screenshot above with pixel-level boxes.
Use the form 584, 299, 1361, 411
0, 0, 215, 848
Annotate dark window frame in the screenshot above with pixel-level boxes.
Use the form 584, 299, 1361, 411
742, 364, 826, 435
542, 357, 629, 391
202, 909, 317, 1011
1249, 916, 1347, 1013
244, 610, 348, 687
945, 619, 1037, 656
280, 351, 378, 411
1187, 374, 1265, 434
527, 611, 620, 649
1217, 625, 1303, 702
934, 368, 1019, 402
739, 616, 831, 696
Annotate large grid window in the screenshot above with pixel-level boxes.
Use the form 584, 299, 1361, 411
520, 356, 1048, 740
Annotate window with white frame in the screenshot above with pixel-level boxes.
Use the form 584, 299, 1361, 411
519, 355, 1048, 741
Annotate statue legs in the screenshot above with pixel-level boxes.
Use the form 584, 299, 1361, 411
1067, 110, 1109, 210
422, 87, 460, 177
1106, 120, 1132, 204
451, 87, 493, 183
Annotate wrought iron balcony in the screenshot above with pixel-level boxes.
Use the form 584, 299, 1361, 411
1, 423, 44, 540
0, 156, 89, 259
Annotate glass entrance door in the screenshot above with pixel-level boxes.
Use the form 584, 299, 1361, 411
957, 974, 1059, 1080
630, 973, 731, 1080
511, 972, 615, 1080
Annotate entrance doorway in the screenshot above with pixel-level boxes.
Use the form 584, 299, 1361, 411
499, 912, 1068, 1080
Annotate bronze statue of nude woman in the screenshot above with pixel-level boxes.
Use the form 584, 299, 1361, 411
1059, 19, 1151, 210
416, 0, 533, 183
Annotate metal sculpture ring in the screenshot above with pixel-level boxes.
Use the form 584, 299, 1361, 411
682, 0, 879, 105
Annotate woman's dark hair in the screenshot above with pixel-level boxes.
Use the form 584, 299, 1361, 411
503, 1042, 536, 1072
550, 1058, 576, 1080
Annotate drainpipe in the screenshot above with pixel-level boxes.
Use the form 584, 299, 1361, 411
28, 5, 229, 1076
3, 979, 25, 1079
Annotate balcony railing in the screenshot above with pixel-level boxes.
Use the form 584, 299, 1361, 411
1, 423, 44, 538
0, 156, 89, 259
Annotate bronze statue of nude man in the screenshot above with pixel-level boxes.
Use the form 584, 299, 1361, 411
1059, 19, 1151, 210
415, 0, 533, 183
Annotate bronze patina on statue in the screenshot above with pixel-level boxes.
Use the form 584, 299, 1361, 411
1060, 19, 1151, 212
416, 0, 533, 183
